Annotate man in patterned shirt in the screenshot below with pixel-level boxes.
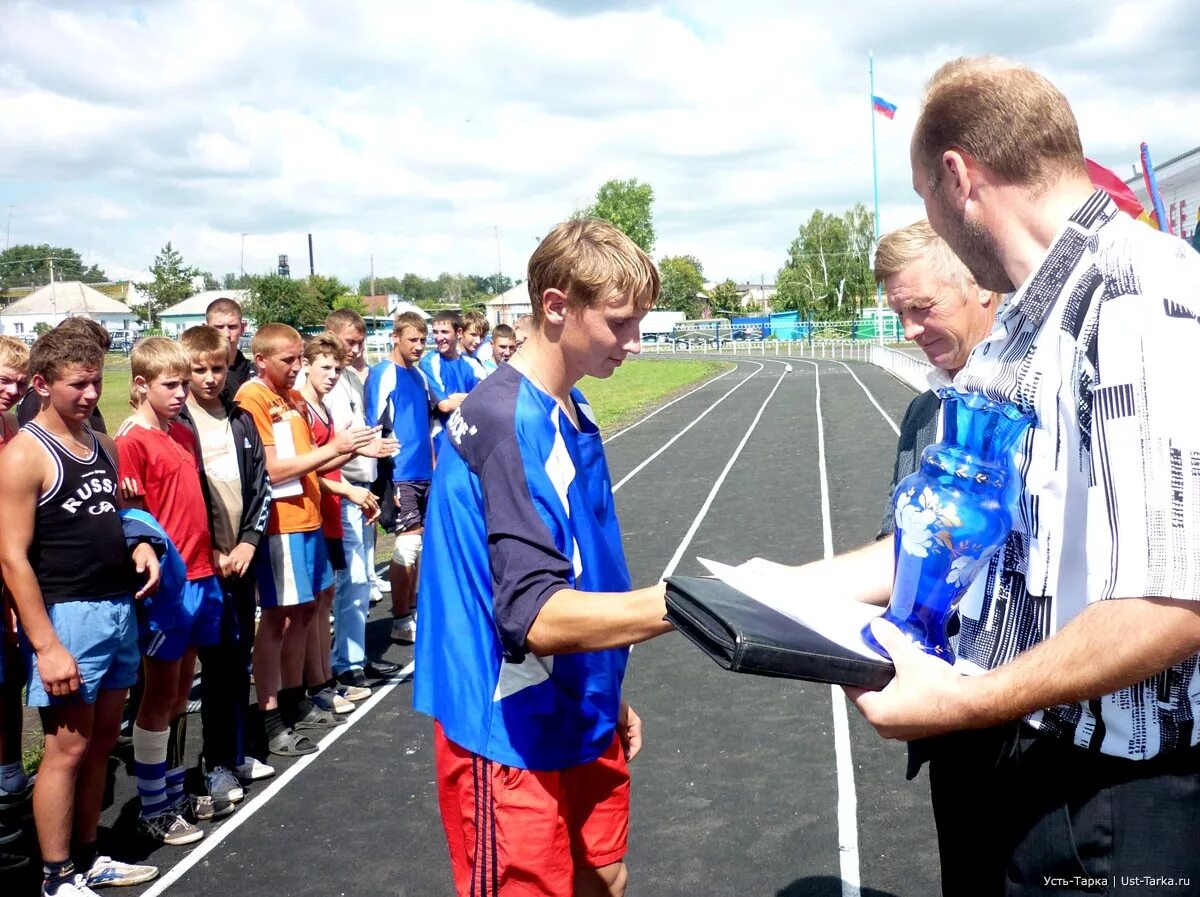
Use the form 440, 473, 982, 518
850, 57, 1200, 893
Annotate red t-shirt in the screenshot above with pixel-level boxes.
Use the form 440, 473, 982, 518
116, 420, 216, 580
306, 400, 344, 539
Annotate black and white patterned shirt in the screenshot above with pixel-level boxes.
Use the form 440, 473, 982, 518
953, 190, 1200, 760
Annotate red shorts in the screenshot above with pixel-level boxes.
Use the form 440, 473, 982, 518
434, 722, 630, 897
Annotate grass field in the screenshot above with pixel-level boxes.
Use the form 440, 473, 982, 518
96, 355, 730, 433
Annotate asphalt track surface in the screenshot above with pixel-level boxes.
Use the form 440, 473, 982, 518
9, 356, 940, 897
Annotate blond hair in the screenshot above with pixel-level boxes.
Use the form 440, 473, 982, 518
526, 219, 660, 326
252, 323, 302, 358
0, 335, 30, 372
874, 220, 976, 293
130, 337, 190, 407
393, 311, 427, 336
461, 310, 489, 337
913, 56, 1087, 190
180, 325, 227, 364
303, 332, 347, 366
324, 308, 366, 334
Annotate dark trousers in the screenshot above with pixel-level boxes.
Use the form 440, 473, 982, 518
928, 724, 1200, 897
198, 573, 257, 771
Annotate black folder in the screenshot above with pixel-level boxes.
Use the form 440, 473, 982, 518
664, 575, 895, 691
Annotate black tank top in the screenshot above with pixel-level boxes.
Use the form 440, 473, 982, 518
25, 422, 133, 603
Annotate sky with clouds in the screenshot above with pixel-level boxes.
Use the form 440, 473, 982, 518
1, 0, 1197, 290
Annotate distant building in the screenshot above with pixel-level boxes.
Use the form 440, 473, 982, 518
1127, 144, 1200, 242
702, 281, 778, 313
485, 283, 532, 327
158, 289, 249, 336
0, 281, 138, 339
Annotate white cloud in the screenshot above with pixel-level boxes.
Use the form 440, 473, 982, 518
0, 0, 1197, 289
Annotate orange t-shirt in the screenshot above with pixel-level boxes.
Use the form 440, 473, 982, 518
235, 379, 321, 535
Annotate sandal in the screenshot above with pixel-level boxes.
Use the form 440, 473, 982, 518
267, 728, 318, 757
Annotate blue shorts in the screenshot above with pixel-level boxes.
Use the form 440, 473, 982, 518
139, 575, 223, 660
24, 597, 140, 707
256, 530, 333, 609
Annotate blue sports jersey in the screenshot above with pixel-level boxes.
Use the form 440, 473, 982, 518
412, 362, 632, 771
419, 351, 480, 418
364, 358, 434, 482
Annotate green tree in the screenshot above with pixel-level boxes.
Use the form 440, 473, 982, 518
776, 204, 875, 320
138, 242, 198, 327
0, 243, 106, 290
198, 271, 220, 291
331, 293, 367, 315
707, 278, 743, 315
244, 274, 325, 331
657, 255, 706, 318
222, 272, 254, 290
33, 321, 53, 337
574, 178, 655, 253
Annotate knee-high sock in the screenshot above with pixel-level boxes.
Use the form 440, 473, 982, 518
132, 725, 170, 818
166, 714, 188, 808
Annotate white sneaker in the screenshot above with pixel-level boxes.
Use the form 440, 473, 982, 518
188, 793, 235, 821
205, 766, 244, 804
43, 873, 102, 896
390, 617, 416, 645
372, 575, 391, 593
84, 855, 159, 888
368, 585, 384, 606
234, 757, 276, 782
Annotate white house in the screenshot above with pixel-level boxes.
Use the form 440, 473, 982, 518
158, 289, 249, 336
0, 281, 138, 339
485, 283, 532, 327
1127, 145, 1200, 242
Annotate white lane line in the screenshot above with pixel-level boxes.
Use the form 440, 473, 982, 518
611, 362, 764, 494
797, 359, 862, 897
603, 363, 738, 444
659, 364, 788, 580
834, 361, 900, 437
140, 674, 409, 897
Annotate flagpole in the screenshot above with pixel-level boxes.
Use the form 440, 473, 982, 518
870, 51, 885, 344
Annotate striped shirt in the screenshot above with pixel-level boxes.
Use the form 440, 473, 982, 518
953, 190, 1200, 759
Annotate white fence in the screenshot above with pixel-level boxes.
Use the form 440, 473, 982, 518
639, 339, 933, 391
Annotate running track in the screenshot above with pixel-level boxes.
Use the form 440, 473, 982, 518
25, 357, 939, 897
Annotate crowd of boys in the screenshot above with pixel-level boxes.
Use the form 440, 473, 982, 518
0, 293, 515, 896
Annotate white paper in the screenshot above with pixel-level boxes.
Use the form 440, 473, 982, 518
697, 557, 888, 661
270, 418, 304, 499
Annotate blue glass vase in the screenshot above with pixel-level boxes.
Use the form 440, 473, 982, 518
863, 388, 1035, 662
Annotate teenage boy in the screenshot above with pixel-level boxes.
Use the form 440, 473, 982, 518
298, 333, 388, 712
365, 312, 434, 649
413, 220, 673, 897
309, 311, 400, 688
205, 297, 253, 402
419, 310, 479, 419
176, 325, 275, 800
0, 328, 161, 897
116, 338, 226, 845
458, 311, 490, 380
0, 336, 31, 873
236, 324, 379, 756
17, 317, 111, 434
482, 323, 516, 372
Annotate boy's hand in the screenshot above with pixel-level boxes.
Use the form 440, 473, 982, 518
132, 542, 161, 599
37, 640, 81, 697
333, 425, 381, 455
360, 436, 400, 459
120, 477, 141, 500
226, 542, 256, 578
347, 486, 380, 521
617, 701, 643, 762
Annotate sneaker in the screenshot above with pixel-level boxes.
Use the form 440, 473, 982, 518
188, 793, 235, 821
84, 855, 159, 888
0, 774, 34, 808
292, 702, 346, 731
335, 681, 371, 703
372, 575, 391, 593
234, 757, 276, 782
139, 811, 204, 846
205, 766, 245, 804
390, 617, 416, 645
368, 585, 384, 606
43, 873, 101, 896
311, 687, 354, 715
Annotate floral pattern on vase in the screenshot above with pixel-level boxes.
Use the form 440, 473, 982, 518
863, 388, 1035, 662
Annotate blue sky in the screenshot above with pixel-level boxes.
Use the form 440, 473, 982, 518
1, 0, 1197, 289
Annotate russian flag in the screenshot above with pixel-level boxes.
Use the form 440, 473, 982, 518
872, 95, 897, 120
